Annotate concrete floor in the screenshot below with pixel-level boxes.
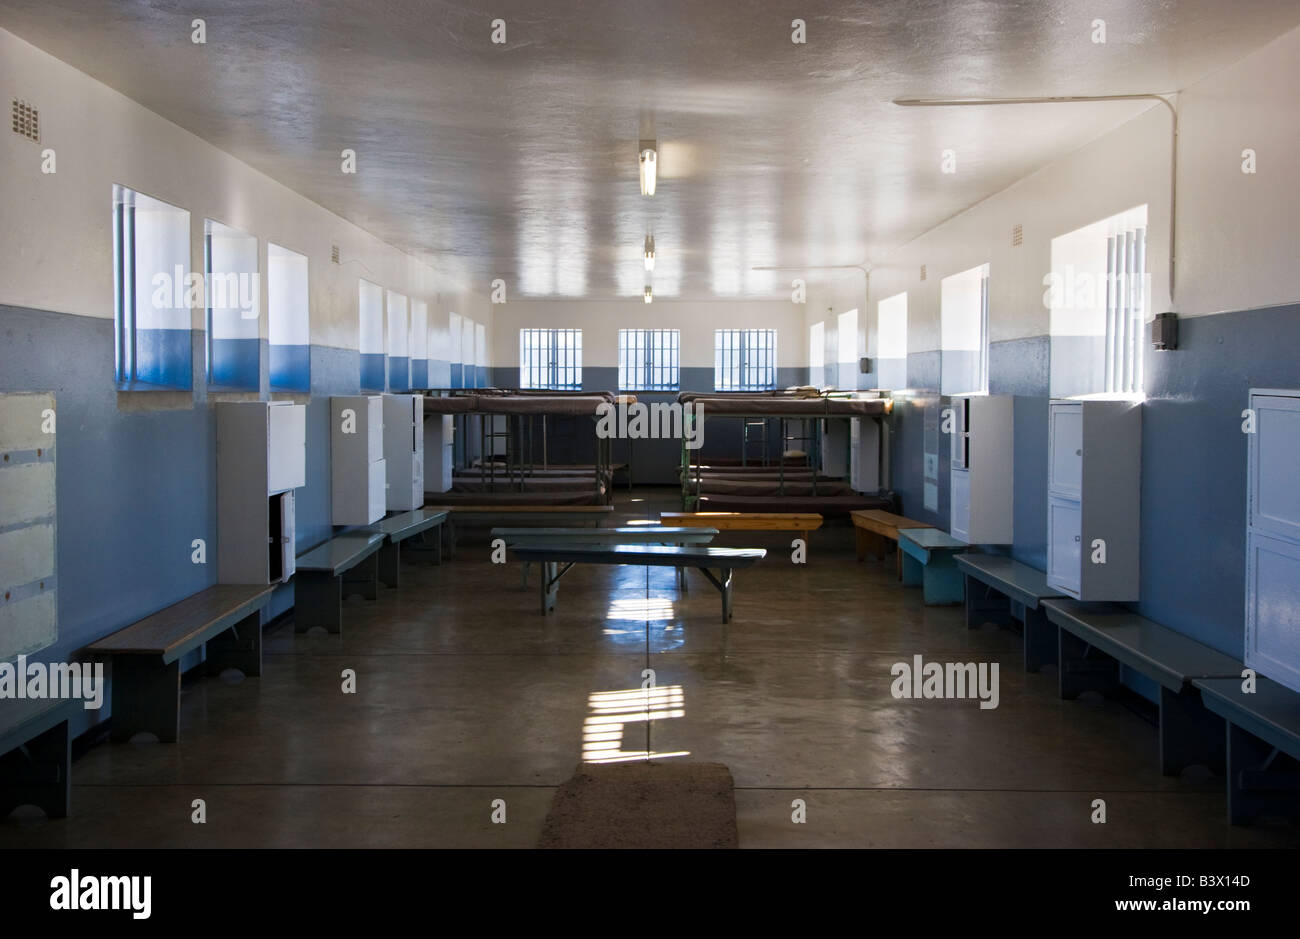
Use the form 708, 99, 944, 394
4, 487, 1297, 848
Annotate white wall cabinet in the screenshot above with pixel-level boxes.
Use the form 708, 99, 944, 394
1245, 389, 1300, 694
383, 394, 424, 510
949, 395, 1013, 544
331, 395, 386, 525
1045, 399, 1141, 600
425, 412, 455, 493
217, 400, 307, 584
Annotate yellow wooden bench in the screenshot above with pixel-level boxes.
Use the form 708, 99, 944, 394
659, 511, 823, 550
851, 509, 933, 579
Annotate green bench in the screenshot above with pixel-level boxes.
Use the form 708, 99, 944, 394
365, 507, 450, 588
898, 528, 968, 605
1194, 677, 1300, 826
510, 544, 766, 623
1043, 598, 1243, 776
85, 584, 275, 743
1, 697, 79, 818
956, 553, 1065, 672
294, 532, 386, 635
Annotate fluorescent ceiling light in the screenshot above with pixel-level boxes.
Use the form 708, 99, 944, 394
644, 234, 655, 271
638, 139, 657, 196
644, 286, 653, 304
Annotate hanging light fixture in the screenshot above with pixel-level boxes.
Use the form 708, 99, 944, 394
638, 139, 657, 196
644, 286, 653, 304
644, 234, 656, 272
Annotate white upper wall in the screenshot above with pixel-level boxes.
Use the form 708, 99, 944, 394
0, 27, 487, 362
490, 299, 806, 371
815, 23, 1300, 362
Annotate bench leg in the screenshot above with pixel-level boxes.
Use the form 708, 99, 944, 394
342, 554, 380, 601
0, 717, 70, 818
295, 570, 343, 635
899, 551, 923, 588
695, 567, 735, 622
1226, 722, 1300, 825
1160, 684, 1226, 776
921, 553, 964, 606
205, 609, 263, 678
540, 561, 560, 615
521, 560, 530, 589
1057, 630, 1118, 700
1023, 606, 1058, 673
965, 579, 1014, 630
111, 655, 180, 743
377, 540, 401, 589
855, 527, 867, 562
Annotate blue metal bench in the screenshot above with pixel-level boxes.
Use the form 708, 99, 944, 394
0, 697, 78, 818
956, 553, 1065, 672
493, 525, 720, 587
1043, 598, 1243, 776
510, 544, 765, 623
897, 528, 968, 605
294, 532, 386, 635
365, 507, 450, 587
1194, 676, 1300, 825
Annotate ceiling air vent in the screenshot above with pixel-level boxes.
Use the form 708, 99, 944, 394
919, 264, 927, 282
1012, 224, 1023, 247
11, 99, 39, 143
331, 245, 340, 264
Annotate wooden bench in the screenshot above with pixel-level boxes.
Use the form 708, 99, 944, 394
956, 553, 1065, 672
897, 528, 968, 605
1194, 677, 1300, 825
851, 509, 932, 579
659, 512, 823, 552
364, 507, 450, 587
294, 532, 386, 635
1, 697, 78, 818
1042, 598, 1243, 776
510, 544, 766, 622
84, 584, 275, 743
492, 526, 719, 587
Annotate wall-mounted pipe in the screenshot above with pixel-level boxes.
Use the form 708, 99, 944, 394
893, 95, 1179, 308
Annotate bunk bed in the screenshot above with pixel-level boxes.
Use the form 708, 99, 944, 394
423, 390, 623, 505
678, 390, 895, 515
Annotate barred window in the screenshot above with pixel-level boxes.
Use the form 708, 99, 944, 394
619, 329, 680, 391
714, 329, 776, 391
519, 328, 582, 390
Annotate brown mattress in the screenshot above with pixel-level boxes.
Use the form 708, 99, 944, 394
681, 396, 888, 417
422, 395, 479, 413
694, 479, 857, 497
425, 490, 606, 506
696, 492, 897, 516
452, 476, 604, 494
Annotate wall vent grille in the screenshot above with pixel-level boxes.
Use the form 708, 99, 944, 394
331, 245, 340, 264
11, 99, 38, 142
919, 264, 927, 281
1012, 224, 1023, 246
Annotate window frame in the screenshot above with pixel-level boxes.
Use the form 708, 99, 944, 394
519, 327, 583, 391
714, 328, 777, 392
618, 328, 681, 392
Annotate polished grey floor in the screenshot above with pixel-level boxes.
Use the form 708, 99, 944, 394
4, 488, 1297, 848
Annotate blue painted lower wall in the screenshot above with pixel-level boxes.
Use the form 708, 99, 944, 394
892, 303, 1300, 673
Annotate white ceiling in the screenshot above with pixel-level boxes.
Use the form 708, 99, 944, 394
4, 0, 1298, 299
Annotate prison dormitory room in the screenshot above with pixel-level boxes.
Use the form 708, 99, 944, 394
2, 0, 1300, 891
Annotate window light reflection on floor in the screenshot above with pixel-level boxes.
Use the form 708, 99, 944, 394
582, 685, 690, 764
